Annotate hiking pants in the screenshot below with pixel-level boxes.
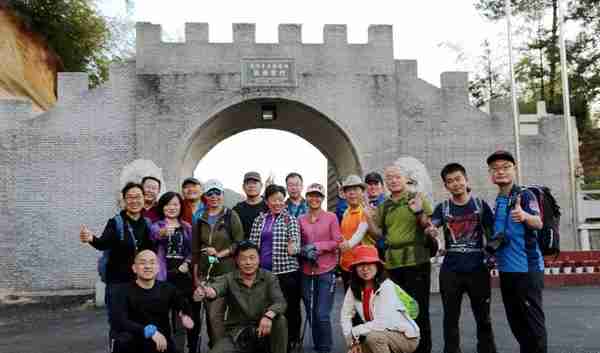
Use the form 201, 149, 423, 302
499, 271, 547, 353
439, 268, 497, 353
277, 270, 302, 346
302, 270, 336, 353
388, 262, 431, 353
208, 316, 288, 353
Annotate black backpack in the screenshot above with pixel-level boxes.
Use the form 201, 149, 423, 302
519, 185, 561, 256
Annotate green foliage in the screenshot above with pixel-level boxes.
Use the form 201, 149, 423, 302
468, 40, 510, 108
474, 0, 600, 133
7, 0, 112, 87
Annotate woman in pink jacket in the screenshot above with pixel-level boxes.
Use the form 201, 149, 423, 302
298, 183, 343, 353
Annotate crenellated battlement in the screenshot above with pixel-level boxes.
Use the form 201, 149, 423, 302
135, 22, 395, 74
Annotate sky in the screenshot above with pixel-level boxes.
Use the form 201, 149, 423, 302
98, 0, 511, 194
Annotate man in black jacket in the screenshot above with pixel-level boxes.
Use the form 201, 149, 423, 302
110, 250, 194, 353
80, 182, 154, 326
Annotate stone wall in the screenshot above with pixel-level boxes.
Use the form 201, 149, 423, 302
0, 22, 577, 292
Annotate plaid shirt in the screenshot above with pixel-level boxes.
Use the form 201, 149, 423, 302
249, 209, 300, 275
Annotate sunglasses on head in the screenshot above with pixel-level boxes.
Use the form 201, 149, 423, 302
205, 189, 222, 197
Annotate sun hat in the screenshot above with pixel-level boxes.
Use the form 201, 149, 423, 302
350, 245, 384, 268
305, 183, 325, 197
341, 174, 366, 191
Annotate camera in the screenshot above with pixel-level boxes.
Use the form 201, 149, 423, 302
300, 244, 319, 265
485, 232, 509, 254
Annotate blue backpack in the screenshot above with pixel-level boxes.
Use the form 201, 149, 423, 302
97, 214, 151, 283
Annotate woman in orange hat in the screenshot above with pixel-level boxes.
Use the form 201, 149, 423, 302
341, 245, 420, 353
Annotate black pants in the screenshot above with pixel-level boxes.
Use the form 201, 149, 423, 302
277, 270, 302, 345
439, 269, 497, 353
188, 299, 203, 352
499, 271, 547, 353
388, 262, 432, 353
111, 331, 177, 353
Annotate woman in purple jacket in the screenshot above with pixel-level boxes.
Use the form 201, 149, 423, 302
150, 191, 193, 352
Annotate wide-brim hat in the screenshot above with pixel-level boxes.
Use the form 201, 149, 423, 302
341, 174, 366, 191
305, 183, 325, 197
350, 245, 384, 268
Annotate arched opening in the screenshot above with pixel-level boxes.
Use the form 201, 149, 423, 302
194, 128, 328, 204
178, 98, 363, 210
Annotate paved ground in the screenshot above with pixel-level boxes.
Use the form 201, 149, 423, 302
1, 283, 600, 353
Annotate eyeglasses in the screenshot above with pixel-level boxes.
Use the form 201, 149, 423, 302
205, 189, 222, 197
488, 165, 514, 174
125, 195, 144, 201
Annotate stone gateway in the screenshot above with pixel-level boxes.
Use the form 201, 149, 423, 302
0, 23, 575, 292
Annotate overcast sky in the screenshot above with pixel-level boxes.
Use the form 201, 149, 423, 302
99, 0, 509, 194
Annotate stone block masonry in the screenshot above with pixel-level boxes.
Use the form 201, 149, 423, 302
0, 23, 576, 292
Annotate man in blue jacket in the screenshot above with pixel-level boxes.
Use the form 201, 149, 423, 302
487, 150, 547, 353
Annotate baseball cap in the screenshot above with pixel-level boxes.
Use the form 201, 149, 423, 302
243, 171, 262, 183
305, 183, 325, 197
486, 150, 516, 165
202, 179, 224, 193
181, 177, 201, 188
364, 172, 383, 184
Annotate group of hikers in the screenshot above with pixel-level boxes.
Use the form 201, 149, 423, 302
79, 149, 548, 353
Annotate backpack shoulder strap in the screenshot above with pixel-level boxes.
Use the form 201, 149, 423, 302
381, 199, 393, 236
113, 214, 125, 241
442, 200, 450, 224
224, 208, 233, 237
473, 197, 482, 212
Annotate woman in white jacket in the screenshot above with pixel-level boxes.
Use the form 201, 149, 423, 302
341, 245, 420, 353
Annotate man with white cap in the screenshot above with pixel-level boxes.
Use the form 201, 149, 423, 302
192, 179, 244, 348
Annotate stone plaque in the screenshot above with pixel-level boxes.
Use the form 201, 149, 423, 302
241, 58, 296, 87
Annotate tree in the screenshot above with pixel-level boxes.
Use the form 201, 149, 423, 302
469, 40, 510, 108
474, 0, 600, 132
6, 0, 112, 87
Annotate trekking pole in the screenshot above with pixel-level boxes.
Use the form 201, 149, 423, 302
299, 262, 316, 353
195, 255, 219, 353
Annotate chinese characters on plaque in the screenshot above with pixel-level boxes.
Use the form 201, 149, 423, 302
241, 59, 296, 87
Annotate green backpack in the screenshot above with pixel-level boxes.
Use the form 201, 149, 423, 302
393, 284, 419, 320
